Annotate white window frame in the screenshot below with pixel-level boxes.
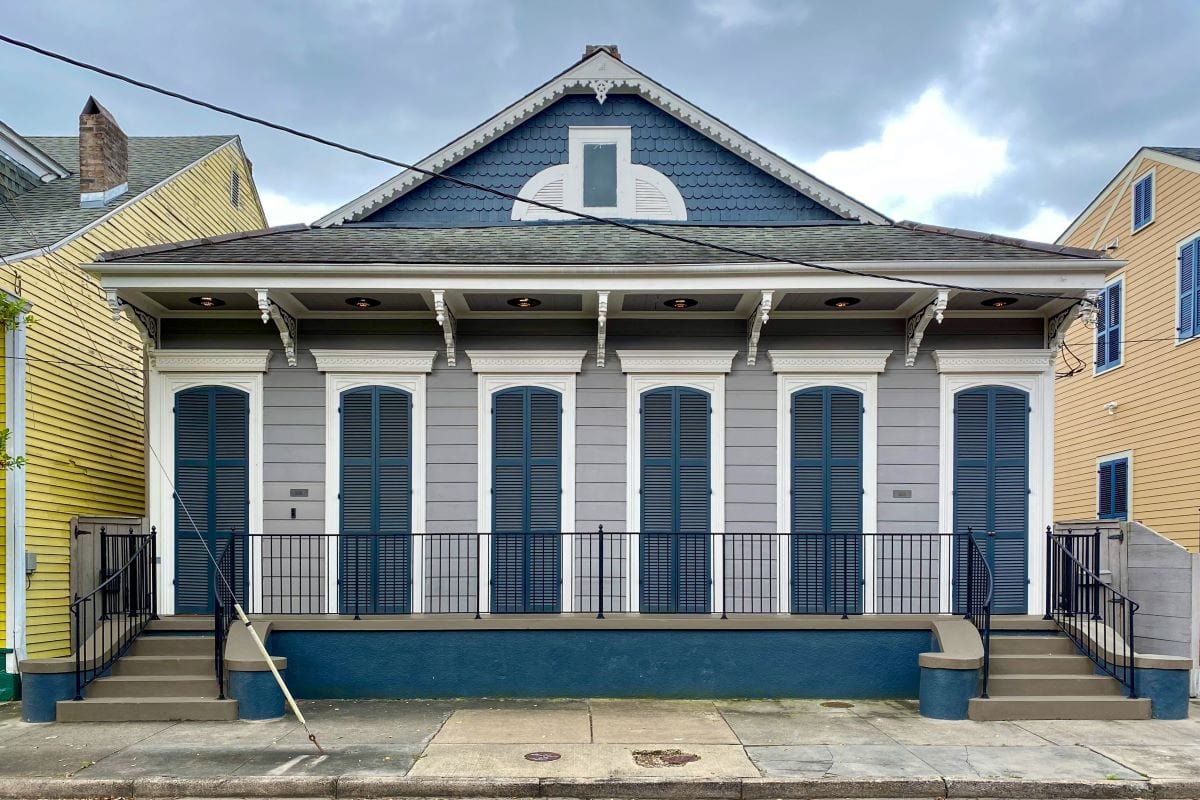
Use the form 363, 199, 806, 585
1096, 450, 1133, 522
317, 350, 434, 613
1131, 168, 1155, 233
770, 350, 889, 613
1094, 274, 1125, 374
1175, 230, 1200, 346
934, 349, 1055, 616
619, 350, 735, 612
469, 350, 583, 613
148, 350, 269, 615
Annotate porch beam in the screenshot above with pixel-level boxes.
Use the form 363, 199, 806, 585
745, 290, 774, 366
105, 289, 160, 352
905, 289, 950, 367
433, 289, 456, 367
256, 289, 299, 367
596, 290, 609, 367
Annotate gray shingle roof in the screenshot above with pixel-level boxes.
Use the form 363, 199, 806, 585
0, 136, 235, 255
1150, 147, 1200, 163
98, 221, 1104, 266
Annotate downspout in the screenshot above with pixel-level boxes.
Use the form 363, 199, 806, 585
4, 304, 27, 669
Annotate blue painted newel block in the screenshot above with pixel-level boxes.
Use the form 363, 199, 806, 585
1134, 668, 1190, 720
20, 671, 75, 722
229, 669, 286, 720
918, 666, 978, 720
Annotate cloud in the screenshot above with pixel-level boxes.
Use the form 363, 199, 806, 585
802, 87, 1009, 221
999, 206, 1073, 244
259, 189, 334, 227
692, 0, 802, 29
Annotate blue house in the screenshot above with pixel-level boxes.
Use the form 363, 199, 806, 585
25, 45, 1188, 724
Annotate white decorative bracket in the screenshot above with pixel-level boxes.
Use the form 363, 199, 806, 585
590, 79, 614, 105
433, 289, 456, 367
745, 290, 774, 366
257, 289, 298, 367
105, 289, 160, 352
1046, 292, 1096, 352
905, 289, 950, 367
596, 291, 609, 368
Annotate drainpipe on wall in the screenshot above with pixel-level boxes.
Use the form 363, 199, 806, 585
4, 308, 27, 672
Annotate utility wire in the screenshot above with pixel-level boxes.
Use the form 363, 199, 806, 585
0, 32, 1093, 306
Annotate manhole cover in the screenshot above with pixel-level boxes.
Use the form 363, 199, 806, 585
632, 749, 701, 768
524, 751, 561, 762
820, 700, 854, 709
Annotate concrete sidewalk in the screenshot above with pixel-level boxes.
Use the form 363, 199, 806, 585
1, 698, 1199, 798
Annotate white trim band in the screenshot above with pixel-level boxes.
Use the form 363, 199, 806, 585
933, 349, 1056, 374
152, 349, 272, 373
311, 349, 437, 373
467, 350, 587, 373
616, 349, 737, 374
768, 349, 892, 374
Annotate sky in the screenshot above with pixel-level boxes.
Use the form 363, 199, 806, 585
2, 0, 1197, 242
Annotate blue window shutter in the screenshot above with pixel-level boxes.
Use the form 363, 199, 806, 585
1098, 461, 1114, 518
1181, 240, 1197, 340
1106, 281, 1121, 367
1095, 285, 1108, 368
640, 387, 711, 613
491, 387, 561, 613
789, 387, 862, 614
1133, 174, 1153, 230
1098, 458, 1129, 521
174, 386, 248, 614
953, 386, 1028, 614
339, 386, 412, 614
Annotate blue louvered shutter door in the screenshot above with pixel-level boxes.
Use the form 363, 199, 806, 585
339, 388, 374, 613
675, 389, 711, 613
1181, 241, 1197, 340
1106, 283, 1121, 366
990, 388, 1029, 614
953, 389, 990, 614
1112, 459, 1128, 519
174, 389, 213, 614
640, 389, 675, 612
827, 389, 863, 614
526, 389, 562, 612
491, 390, 526, 613
375, 388, 412, 613
212, 389, 249, 602
790, 391, 825, 613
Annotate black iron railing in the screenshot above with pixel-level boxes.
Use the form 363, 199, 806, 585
70, 528, 157, 699
212, 538, 240, 700
188, 532, 994, 622
1045, 526, 1138, 697
959, 530, 994, 697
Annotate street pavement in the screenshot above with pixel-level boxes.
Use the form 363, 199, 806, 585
1, 697, 1199, 797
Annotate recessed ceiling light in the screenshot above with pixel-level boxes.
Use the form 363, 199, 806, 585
507, 297, 541, 308
982, 297, 1018, 309
665, 297, 698, 310
346, 296, 381, 309
824, 296, 861, 309
188, 295, 226, 308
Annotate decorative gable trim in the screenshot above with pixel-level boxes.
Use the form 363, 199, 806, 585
310, 349, 436, 373
933, 349, 1055, 374
617, 349, 737, 374
768, 349, 891, 374
316, 50, 888, 227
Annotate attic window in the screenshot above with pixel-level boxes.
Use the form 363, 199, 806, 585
230, 170, 241, 208
512, 126, 686, 221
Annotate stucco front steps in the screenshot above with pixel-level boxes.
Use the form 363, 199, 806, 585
56, 695, 238, 722
969, 634, 1149, 720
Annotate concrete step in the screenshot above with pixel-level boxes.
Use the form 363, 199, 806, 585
987, 674, 1125, 697
86, 675, 220, 698
990, 616, 1058, 632
990, 636, 1076, 656
969, 695, 1150, 721
145, 617, 214, 634
130, 636, 212, 657
111, 655, 213, 677
989, 654, 1096, 675
57, 696, 238, 722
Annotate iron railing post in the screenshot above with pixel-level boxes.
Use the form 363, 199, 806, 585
1127, 599, 1138, 698
1091, 526, 1102, 620
475, 533, 482, 620
963, 531, 974, 621
150, 528, 159, 619
596, 525, 605, 620
721, 533, 728, 619
1043, 526, 1054, 619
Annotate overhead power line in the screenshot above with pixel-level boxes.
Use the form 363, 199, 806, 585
0, 33, 1095, 305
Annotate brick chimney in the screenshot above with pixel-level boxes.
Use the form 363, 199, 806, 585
583, 44, 620, 61
79, 96, 128, 208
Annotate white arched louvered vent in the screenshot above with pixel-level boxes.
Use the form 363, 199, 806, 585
512, 127, 687, 221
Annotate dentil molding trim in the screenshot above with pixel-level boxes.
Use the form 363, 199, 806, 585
152, 349, 272, 373
933, 349, 1056, 374
466, 350, 587, 374
311, 349, 437, 374
616, 350, 738, 374
768, 349, 892, 374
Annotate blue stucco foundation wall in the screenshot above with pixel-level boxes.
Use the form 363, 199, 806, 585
270, 629, 931, 699
1133, 668, 1190, 720
20, 671, 75, 722
229, 669, 287, 720
918, 667, 978, 719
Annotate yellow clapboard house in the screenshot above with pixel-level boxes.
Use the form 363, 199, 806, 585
1056, 148, 1200, 548
0, 98, 265, 687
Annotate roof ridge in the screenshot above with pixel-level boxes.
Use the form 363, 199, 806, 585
895, 220, 1105, 259
98, 224, 308, 261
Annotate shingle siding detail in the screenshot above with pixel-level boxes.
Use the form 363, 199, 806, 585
362, 95, 843, 225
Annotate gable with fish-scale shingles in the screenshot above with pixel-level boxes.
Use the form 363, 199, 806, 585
361, 94, 844, 225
